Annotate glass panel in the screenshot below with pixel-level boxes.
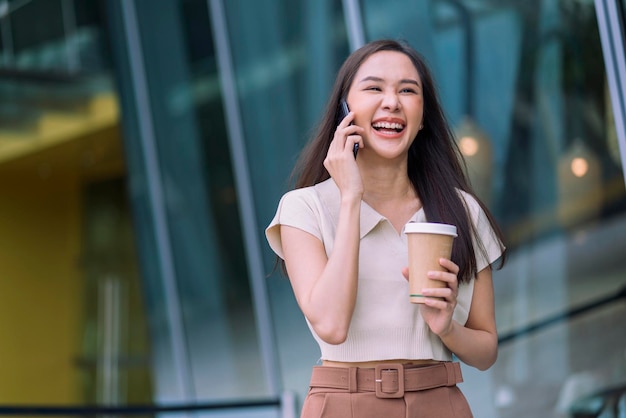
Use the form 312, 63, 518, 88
176, 0, 268, 400
0, 0, 152, 405
359, 1, 626, 417
221, 0, 352, 405
109, 0, 269, 402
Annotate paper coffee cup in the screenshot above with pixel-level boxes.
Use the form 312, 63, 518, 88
404, 222, 457, 304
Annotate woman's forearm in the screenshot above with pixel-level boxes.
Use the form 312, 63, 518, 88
439, 321, 498, 370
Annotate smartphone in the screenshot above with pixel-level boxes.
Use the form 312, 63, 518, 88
338, 99, 359, 159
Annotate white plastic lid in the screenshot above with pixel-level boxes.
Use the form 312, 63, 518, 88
403, 222, 457, 237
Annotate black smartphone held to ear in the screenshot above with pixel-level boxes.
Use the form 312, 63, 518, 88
338, 99, 359, 159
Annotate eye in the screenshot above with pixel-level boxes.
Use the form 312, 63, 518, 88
365, 85, 382, 92
400, 87, 418, 94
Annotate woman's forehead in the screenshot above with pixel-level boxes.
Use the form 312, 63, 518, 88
354, 51, 421, 84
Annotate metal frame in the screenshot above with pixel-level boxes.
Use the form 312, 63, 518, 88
595, 0, 626, 183
342, 0, 366, 51
118, 0, 195, 401
206, 0, 283, 400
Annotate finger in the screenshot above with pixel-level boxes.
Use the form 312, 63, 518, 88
329, 128, 349, 152
421, 295, 450, 309
439, 258, 459, 274
345, 134, 362, 153
337, 111, 355, 128
422, 286, 453, 300
427, 270, 457, 287
423, 284, 456, 307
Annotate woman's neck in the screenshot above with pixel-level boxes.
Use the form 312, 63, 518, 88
359, 162, 421, 233
360, 161, 415, 204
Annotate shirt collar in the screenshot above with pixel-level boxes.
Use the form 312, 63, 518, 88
314, 178, 425, 239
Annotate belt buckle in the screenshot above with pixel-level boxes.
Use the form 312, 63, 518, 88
374, 364, 404, 398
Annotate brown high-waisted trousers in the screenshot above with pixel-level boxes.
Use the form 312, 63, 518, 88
300, 362, 473, 418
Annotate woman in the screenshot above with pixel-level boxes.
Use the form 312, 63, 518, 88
266, 39, 505, 417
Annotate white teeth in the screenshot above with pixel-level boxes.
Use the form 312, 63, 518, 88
372, 122, 404, 130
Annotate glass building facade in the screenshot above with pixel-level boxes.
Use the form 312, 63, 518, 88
0, 0, 625, 417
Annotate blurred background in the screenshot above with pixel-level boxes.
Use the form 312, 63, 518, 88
0, 0, 625, 417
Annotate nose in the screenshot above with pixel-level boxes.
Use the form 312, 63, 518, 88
381, 91, 400, 111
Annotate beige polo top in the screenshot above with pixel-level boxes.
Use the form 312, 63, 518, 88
266, 178, 504, 362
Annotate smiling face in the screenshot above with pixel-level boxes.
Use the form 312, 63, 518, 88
345, 50, 424, 161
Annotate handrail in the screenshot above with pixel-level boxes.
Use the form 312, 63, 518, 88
0, 397, 282, 416
498, 285, 626, 345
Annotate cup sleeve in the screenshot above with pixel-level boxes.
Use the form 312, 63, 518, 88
265, 190, 322, 260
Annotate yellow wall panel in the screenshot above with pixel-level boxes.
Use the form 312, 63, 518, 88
0, 168, 83, 403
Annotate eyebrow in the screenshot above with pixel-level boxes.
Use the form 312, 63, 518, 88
359, 76, 421, 87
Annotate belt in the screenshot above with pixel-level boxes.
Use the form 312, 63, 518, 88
309, 362, 463, 399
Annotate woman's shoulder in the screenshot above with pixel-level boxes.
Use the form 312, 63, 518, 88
455, 188, 505, 267
280, 184, 316, 200
285, 178, 336, 199
280, 180, 325, 200
455, 188, 483, 215
276, 178, 336, 209
454, 188, 497, 234
266, 179, 335, 258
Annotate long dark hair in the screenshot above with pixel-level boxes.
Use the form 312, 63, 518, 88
290, 39, 505, 283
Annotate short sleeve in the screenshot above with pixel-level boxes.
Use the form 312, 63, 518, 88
265, 188, 323, 259
461, 191, 505, 272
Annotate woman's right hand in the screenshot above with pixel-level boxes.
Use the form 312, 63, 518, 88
324, 111, 365, 198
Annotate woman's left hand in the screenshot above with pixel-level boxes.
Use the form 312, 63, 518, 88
402, 258, 460, 337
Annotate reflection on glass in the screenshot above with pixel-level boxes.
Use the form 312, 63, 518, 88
459, 136, 479, 156
558, 139, 602, 228
79, 178, 153, 404
226, 0, 352, 404
455, 116, 494, 206
571, 157, 588, 178
169, 0, 266, 401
